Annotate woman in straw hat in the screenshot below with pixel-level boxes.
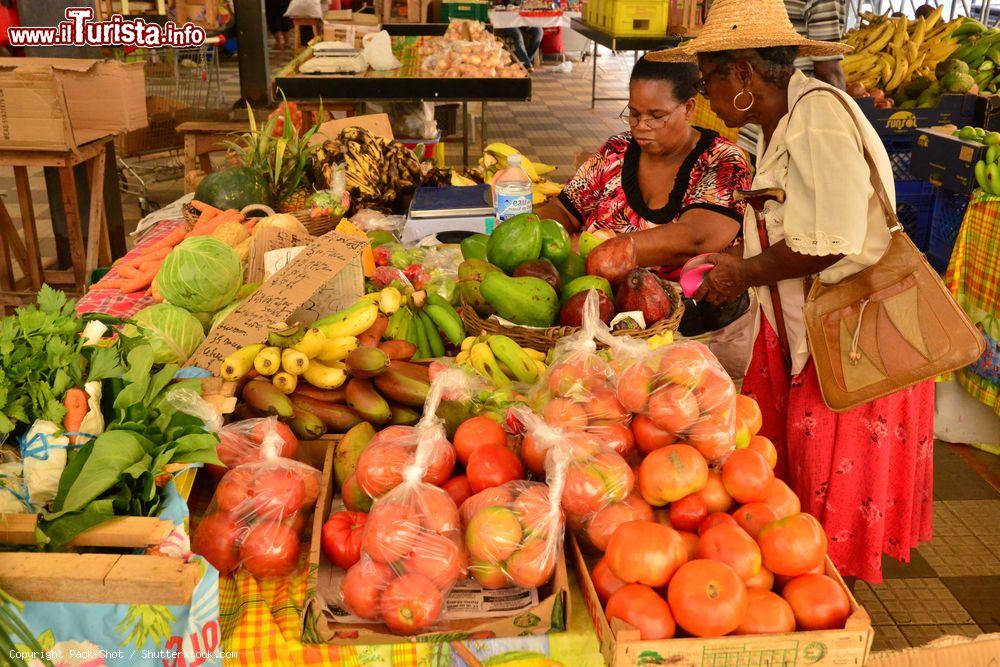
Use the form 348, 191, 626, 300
650, 0, 934, 584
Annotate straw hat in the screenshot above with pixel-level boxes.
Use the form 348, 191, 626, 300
647, 0, 852, 62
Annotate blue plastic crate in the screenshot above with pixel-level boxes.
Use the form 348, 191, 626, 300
885, 135, 918, 182
927, 188, 971, 273
895, 180, 935, 252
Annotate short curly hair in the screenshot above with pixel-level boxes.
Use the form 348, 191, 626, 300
701, 46, 799, 88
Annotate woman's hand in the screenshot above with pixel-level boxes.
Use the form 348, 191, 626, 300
585, 235, 638, 288
693, 253, 750, 304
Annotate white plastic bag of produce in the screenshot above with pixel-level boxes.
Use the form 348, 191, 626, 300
0, 461, 30, 513
19, 420, 71, 509
285, 0, 323, 19
363, 30, 401, 71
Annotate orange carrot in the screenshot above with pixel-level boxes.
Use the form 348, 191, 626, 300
137, 259, 163, 273
133, 245, 173, 262
187, 209, 243, 238
142, 226, 186, 253
63, 388, 89, 445
118, 264, 141, 279
191, 199, 220, 214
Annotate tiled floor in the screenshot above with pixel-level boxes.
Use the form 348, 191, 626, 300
2, 47, 999, 654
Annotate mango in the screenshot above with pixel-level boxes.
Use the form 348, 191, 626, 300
335, 422, 376, 486
289, 395, 362, 432
289, 407, 327, 440
562, 275, 614, 304
345, 378, 391, 425
480, 273, 560, 327
345, 347, 390, 378
373, 368, 431, 407
379, 339, 417, 361
460, 233, 490, 260
486, 213, 541, 273
389, 403, 421, 426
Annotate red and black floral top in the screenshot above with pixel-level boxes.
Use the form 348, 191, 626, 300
559, 129, 752, 238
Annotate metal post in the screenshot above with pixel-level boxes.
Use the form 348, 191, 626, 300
591, 38, 598, 109
234, 0, 273, 106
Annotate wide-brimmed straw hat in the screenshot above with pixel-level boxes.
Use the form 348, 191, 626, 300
647, 0, 852, 62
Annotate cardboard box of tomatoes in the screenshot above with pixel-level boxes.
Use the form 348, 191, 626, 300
299, 442, 570, 645
570, 535, 875, 667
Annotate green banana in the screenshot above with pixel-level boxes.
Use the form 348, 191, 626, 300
411, 310, 432, 360
988, 163, 1000, 195
975, 160, 989, 191
385, 307, 406, 339
417, 309, 446, 358
487, 334, 538, 384
267, 323, 305, 349
424, 293, 465, 345
951, 20, 986, 38
988, 146, 1000, 164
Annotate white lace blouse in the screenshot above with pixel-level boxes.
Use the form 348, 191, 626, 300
743, 71, 894, 375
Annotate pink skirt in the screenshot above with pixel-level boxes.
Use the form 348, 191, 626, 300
741, 319, 935, 583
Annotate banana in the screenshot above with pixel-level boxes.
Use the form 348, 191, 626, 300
424, 294, 465, 346
417, 309, 446, 358
254, 346, 281, 376
470, 342, 512, 387
316, 335, 359, 363
221, 344, 264, 381
302, 358, 348, 389
273, 371, 298, 394
487, 334, 538, 383
385, 308, 406, 339
524, 348, 547, 362
460, 336, 477, 352
534, 359, 548, 378
293, 327, 327, 358
267, 322, 304, 349
884, 49, 909, 92
975, 160, 989, 191
484, 142, 541, 181
317, 303, 379, 339
411, 310, 432, 360
281, 348, 310, 375
456, 349, 471, 365
378, 286, 402, 315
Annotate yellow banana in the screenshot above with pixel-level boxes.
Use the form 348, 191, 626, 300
281, 348, 310, 375
302, 359, 348, 389
254, 346, 281, 376
460, 336, 477, 352
273, 372, 298, 394
533, 180, 564, 196
378, 286, 402, 315
523, 348, 546, 362
470, 342, 511, 387
484, 142, 541, 181
488, 334, 539, 384
221, 344, 263, 381
534, 359, 548, 377
317, 303, 379, 339
456, 349, 471, 365
910, 16, 927, 52
316, 335, 359, 363
293, 327, 327, 358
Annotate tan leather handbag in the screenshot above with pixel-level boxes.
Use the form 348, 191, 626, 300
800, 91, 985, 412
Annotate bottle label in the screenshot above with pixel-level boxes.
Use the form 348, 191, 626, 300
496, 193, 532, 221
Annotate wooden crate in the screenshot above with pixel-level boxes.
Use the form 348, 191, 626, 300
570, 535, 874, 667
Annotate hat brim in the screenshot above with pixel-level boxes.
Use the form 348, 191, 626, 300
647, 37, 852, 63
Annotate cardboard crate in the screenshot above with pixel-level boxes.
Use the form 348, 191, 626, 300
570, 535, 874, 667
0, 58, 146, 152
975, 93, 1000, 133
857, 94, 978, 140
300, 446, 570, 644
910, 126, 986, 195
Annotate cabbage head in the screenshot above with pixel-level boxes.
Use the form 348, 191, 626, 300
154, 236, 242, 312
131, 303, 206, 364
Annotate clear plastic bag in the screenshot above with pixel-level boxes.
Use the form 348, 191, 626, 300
355, 424, 455, 499
211, 417, 299, 479
352, 208, 406, 236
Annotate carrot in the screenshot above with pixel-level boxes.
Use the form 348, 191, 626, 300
118, 264, 142, 279
100, 263, 159, 293
141, 226, 186, 253
191, 200, 221, 214
138, 259, 163, 273
243, 219, 258, 234
133, 245, 173, 262
63, 387, 89, 445
187, 209, 243, 238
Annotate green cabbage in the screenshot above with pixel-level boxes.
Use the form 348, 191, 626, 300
154, 237, 242, 312
130, 304, 206, 364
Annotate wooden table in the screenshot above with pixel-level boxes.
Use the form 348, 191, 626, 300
291, 17, 325, 52
0, 138, 116, 310
177, 120, 248, 189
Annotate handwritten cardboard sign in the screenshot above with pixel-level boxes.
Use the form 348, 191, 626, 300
187, 231, 367, 373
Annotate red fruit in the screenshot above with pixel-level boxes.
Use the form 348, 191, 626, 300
191, 512, 244, 575
459, 486, 514, 526
380, 573, 443, 634
411, 485, 460, 534
341, 560, 394, 620
586, 389, 629, 424
466, 444, 524, 493
586, 235, 637, 289
342, 473, 374, 513
470, 558, 509, 589
454, 416, 506, 465
214, 466, 255, 513
761, 478, 801, 519
588, 422, 635, 460
356, 444, 411, 497
466, 506, 522, 562
696, 523, 762, 581
403, 532, 466, 589
647, 385, 700, 435
668, 494, 708, 532
638, 444, 708, 506
442, 475, 473, 509
685, 413, 735, 462
507, 537, 557, 588
696, 469, 733, 514
321, 511, 368, 570
605, 521, 687, 587
592, 556, 626, 604
678, 530, 700, 560
615, 268, 673, 325
514, 484, 559, 537
757, 513, 828, 577
248, 467, 305, 519
659, 344, 711, 387
733, 502, 780, 538
239, 521, 301, 578
782, 574, 851, 630
722, 449, 774, 504
587, 495, 654, 551
249, 419, 298, 459
698, 512, 738, 535
667, 559, 748, 638
632, 414, 677, 454
605, 584, 676, 640
617, 363, 654, 413
737, 589, 796, 634
363, 502, 421, 564
560, 289, 615, 327
542, 398, 589, 430
520, 433, 548, 476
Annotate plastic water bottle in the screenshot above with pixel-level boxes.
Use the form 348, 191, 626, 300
492, 154, 534, 222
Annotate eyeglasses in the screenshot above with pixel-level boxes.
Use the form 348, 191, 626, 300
696, 67, 723, 96
619, 102, 683, 129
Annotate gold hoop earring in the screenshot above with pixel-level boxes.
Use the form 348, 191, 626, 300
734, 90, 754, 112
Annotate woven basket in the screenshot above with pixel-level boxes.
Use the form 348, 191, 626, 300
461, 283, 685, 352
182, 203, 343, 236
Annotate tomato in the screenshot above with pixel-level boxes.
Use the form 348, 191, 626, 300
214, 419, 298, 473
379, 573, 443, 634
250, 419, 299, 459
454, 416, 506, 465
249, 467, 306, 519
696, 469, 733, 514
239, 520, 301, 578
685, 413, 736, 463
422, 436, 456, 487
192, 512, 244, 575
698, 512, 738, 535
402, 532, 465, 589
466, 506, 522, 562
757, 513, 828, 577
721, 449, 774, 504
459, 486, 514, 526
588, 422, 635, 461
745, 566, 774, 590
667, 559, 748, 637
356, 444, 411, 497
678, 531, 700, 560
542, 397, 589, 430
586, 495, 654, 551
441, 475, 473, 510
586, 389, 629, 424
563, 462, 612, 518
341, 473, 373, 513
514, 485, 560, 537
507, 537, 557, 588
520, 433, 548, 476
466, 444, 524, 493
547, 359, 606, 396
616, 362, 655, 413
773, 562, 825, 591
638, 444, 708, 506
760, 478, 801, 519
747, 435, 778, 468
411, 485, 460, 534
591, 452, 634, 504
695, 523, 761, 581
470, 558, 510, 589
321, 511, 368, 569
658, 345, 709, 387
592, 556, 626, 605
606, 520, 687, 587
632, 414, 677, 454
733, 502, 780, 538
668, 494, 708, 532
299, 467, 321, 509
647, 385, 700, 435
733, 395, 763, 449
341, 560, 394, 620
782, 574, 851, 630
215, 466, 255, 513
362, 502, 421, 564
736, 589, 795, 634
605, 584, 676, 640
692, 368, 736, 412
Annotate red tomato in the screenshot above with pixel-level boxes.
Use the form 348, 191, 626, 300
659, 344, 710, 387
321, 511, 368, 570
356, 444, 411, 497
514, 485, 560, 537
250, 419, 299, 459
736, 588, 795, 634
616, 362, 655, 413
606, 520, 687, 587
459, 486, 515, 526
606, 584, 676, 640
402, 532, 466, 589
466, 444, 524, 493
678, 531, 700, 560
454, 416, 506, 465
638, 444, 708, 506
249, 467, 305, 519
782, 574, 851, 630
696, 469, 734, 514
722, 449, 774, 504
747, 435, 778, 469
442, 475, 473, 509
588, 422, 635, 460
592, 556, 626, 605
542, 397, 589, 430
214, 466, 254, 513
380, 573, 444, 634
647, 384, 700, 434
761, 478, 801, 519
411, 485, 460, 534
470, 558, 509, 589
362, 502, 421, 564
667, 559, 748, 637
684, 413, 736, 462
191, 512, 244, 575
587, 495, 654, 551
745, 566, 775, 590
342, 560, 394, 620
507, 537, 557, 589
520, 433, 548, 476
733, 502, 780, 538
695, 523, 762, 581
466, 506, 522, 562
698, 512, 739, 535
757, 513, 828, 577
668, 494, 708, 532
239, 520, 301, 578
586, 388, 629, 423
632, 414, 677, 454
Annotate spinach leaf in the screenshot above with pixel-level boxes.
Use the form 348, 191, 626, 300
59, 431, 148, 511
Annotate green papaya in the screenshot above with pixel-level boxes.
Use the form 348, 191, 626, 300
480, 273, 560, 327
460, 233, 490, 260
458, 259, 502, 317
538, 219, 570, 266
555, 250, 586, 284
486, 213, 542, 273
562, 275, 614, 304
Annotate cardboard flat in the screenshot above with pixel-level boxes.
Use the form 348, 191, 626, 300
188, 231, 366, 373
246, 226, 315, 285
0, 58, 146, 152
310, 113, 394, 146
868, 633, 1000, 666
910, 126, 986, 195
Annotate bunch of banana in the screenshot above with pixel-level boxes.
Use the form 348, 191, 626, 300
974, 139, 1000, 194
455, 334, 547, 387
384, 289, 466, 360
450, 142, 563, 205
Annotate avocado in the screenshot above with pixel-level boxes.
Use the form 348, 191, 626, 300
480, 273, 560, 327
942, 71, 975, 94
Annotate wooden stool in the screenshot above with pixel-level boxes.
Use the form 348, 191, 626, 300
0, 138, 115, 310
177, 121, 250, 191
291, 17, 324, 52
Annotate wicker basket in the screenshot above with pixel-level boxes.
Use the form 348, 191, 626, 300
182, 203, 343, 236
460, 283, 685, 352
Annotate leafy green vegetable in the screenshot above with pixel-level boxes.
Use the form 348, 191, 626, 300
128, 304, 206, 365
153, 236, 242, 313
